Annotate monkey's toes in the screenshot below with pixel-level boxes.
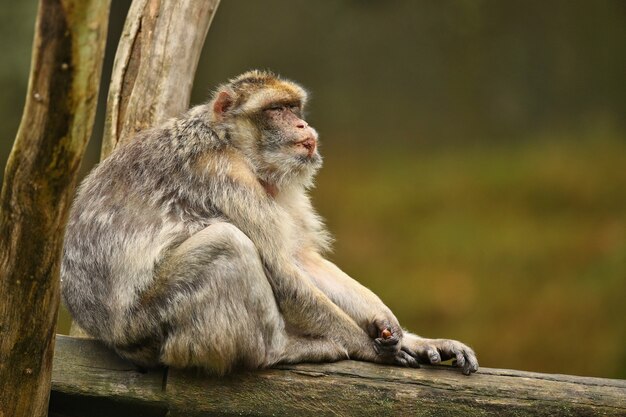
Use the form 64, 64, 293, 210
426, 348, 441, 364
461, 350, 479, 375
446, 342, 478, 375
403, 339, 478, 375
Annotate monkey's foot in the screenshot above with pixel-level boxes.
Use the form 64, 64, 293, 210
401, 338, 479, 375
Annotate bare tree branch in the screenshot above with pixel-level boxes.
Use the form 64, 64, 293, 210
101, 0, 221, 159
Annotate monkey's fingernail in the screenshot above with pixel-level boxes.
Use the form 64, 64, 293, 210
381, 329, 392, 339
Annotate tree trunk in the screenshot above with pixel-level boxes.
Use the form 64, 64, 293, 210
0, 0, 110, 416
101, 0, 221, 159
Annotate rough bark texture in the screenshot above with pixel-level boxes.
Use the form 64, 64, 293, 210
101, 0, 221, 159
0, 1, 110, 416
50, 336, 626, 417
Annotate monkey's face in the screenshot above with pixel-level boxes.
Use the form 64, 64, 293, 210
212, 74, 322, 188
251, 99, 322, 184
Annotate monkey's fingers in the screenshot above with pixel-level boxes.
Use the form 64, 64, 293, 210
373, 335, 400, 355
401, 344, 440, 364
393, 350, 420, 368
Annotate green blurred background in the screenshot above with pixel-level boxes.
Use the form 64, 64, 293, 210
1, 1, 625, 378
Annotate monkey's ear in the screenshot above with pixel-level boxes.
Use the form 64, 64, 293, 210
213, 91, 233, 117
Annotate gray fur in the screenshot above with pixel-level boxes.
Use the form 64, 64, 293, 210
61, 71, 478, 375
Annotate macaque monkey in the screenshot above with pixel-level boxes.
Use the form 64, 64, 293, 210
61, 70, 478, 375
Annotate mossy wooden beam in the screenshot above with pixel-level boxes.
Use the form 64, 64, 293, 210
50, 335, 626, 417
0, 1, 110, 416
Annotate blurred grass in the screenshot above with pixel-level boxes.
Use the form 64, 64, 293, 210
54, 125, 626, 378
56, 126, 626, 378
313, 127, 626, 378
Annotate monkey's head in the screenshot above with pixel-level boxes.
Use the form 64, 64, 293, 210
209, 70, 322, 190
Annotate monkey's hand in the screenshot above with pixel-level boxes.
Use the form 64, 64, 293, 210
401, 335, 479, 376
367, 317, 402, 356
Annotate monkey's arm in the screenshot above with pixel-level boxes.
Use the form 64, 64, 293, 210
206, 175, 391, 362
299, 252, 403, 355
300, 252, 478, 374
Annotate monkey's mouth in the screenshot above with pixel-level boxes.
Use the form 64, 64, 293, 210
293, 138, 317, 157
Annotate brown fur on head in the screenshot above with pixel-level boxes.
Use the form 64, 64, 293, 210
208, 70, 321, 191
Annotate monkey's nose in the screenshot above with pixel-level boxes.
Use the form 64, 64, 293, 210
296, 121, 308, 129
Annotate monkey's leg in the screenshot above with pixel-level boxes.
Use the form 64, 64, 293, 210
122, 222, 348, 374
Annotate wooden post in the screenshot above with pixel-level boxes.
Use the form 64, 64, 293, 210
50, 335, 626, 417
0, 0, 110, 416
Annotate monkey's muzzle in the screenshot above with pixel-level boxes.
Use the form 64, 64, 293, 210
295, 137, 317, 157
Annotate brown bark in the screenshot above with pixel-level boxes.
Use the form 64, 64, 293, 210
0, 1, 110, 416
101, 0, 221, 159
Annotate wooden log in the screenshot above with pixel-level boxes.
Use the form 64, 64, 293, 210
0, 1, 110, 416
50, 335, 626, 417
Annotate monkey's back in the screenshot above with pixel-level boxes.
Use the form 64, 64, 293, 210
61, 121, 217, 342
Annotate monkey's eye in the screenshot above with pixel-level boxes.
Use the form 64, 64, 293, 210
267, 104, 285, 112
